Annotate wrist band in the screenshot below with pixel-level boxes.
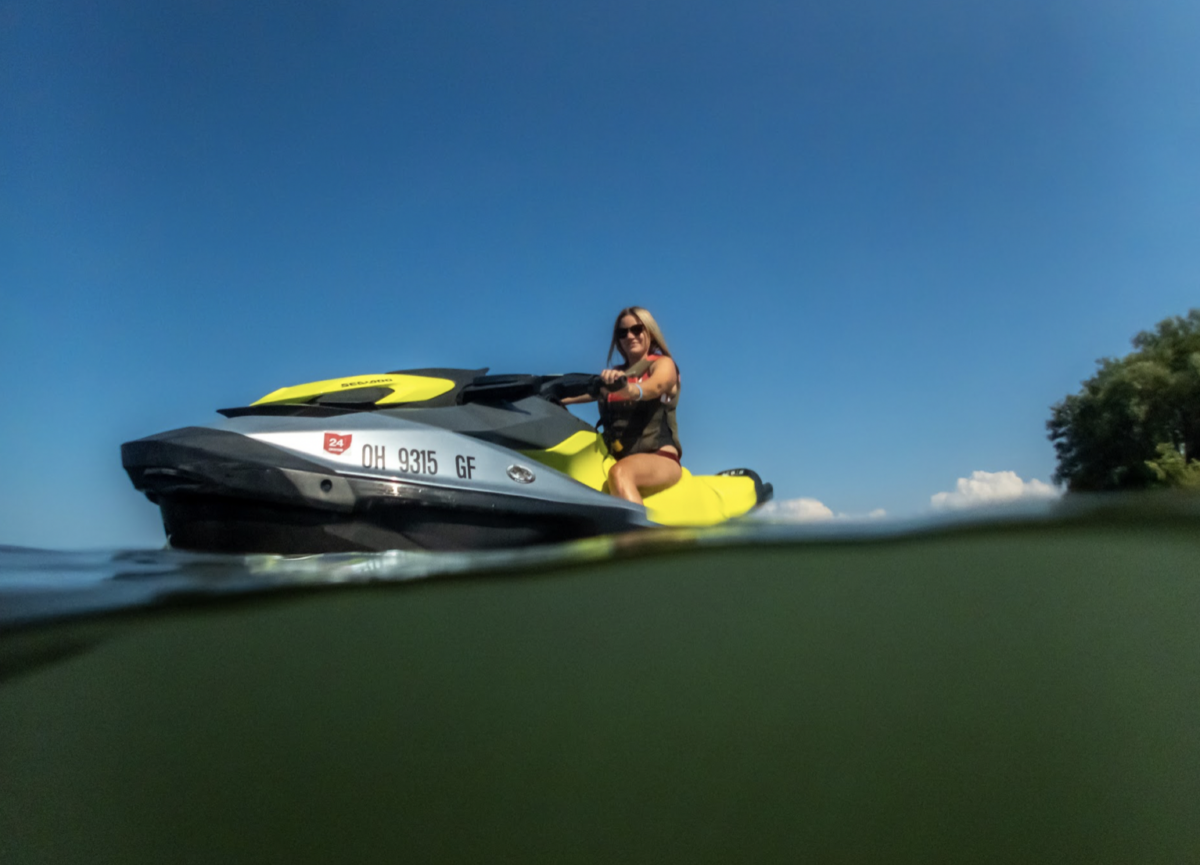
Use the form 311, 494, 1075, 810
634, 383, 644, 401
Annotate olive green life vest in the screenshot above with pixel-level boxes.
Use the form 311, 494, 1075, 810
598, 354, 682, 459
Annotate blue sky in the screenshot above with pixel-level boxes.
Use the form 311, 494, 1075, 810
2, 0, 1197, 548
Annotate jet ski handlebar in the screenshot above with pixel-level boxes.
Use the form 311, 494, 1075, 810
454, 373, 628, 405
510, 373, 626, 404
591, 374, 627, 396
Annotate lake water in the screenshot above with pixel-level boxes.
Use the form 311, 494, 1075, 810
2, 495, 1198, 863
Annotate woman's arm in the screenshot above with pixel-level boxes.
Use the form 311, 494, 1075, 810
607, 357, 678, 402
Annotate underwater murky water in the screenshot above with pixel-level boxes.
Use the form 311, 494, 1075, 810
2, 495, 1198, 863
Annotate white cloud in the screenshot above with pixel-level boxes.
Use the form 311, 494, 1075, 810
757, 498, 887, 522
758, 497, 834, 522
930, 470, 1060, 510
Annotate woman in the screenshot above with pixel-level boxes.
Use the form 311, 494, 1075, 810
567, 307, 682, 504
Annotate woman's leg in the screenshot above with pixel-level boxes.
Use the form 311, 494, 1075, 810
607, 454, 683, 504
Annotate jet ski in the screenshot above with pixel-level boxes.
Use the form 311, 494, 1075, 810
121, 367, 773, 553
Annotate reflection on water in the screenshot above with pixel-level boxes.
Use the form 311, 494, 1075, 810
1, 493, 1195, 630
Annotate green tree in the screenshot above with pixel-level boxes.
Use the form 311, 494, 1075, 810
1047, 309, 1200, 491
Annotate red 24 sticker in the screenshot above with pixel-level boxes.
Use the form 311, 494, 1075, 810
324, 433, 352, 455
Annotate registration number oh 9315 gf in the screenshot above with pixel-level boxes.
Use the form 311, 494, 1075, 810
358, 443, 478, 479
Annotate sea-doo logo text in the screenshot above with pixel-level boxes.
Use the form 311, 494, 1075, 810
324, 433, 353, 455
341, 379, 391, 388
507, 465, 535, 484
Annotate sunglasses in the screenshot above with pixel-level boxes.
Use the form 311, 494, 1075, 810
616, 324, 646, 339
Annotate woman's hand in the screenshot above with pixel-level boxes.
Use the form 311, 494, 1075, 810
563, 371, 626, 404
600, 369, 626, 387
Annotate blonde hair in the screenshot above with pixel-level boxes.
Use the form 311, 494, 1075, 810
607, 306, 672, 367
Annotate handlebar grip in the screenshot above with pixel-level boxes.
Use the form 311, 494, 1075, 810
587, 374, 628, 397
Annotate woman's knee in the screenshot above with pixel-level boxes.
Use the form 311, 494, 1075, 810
608, 460, 635, 489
